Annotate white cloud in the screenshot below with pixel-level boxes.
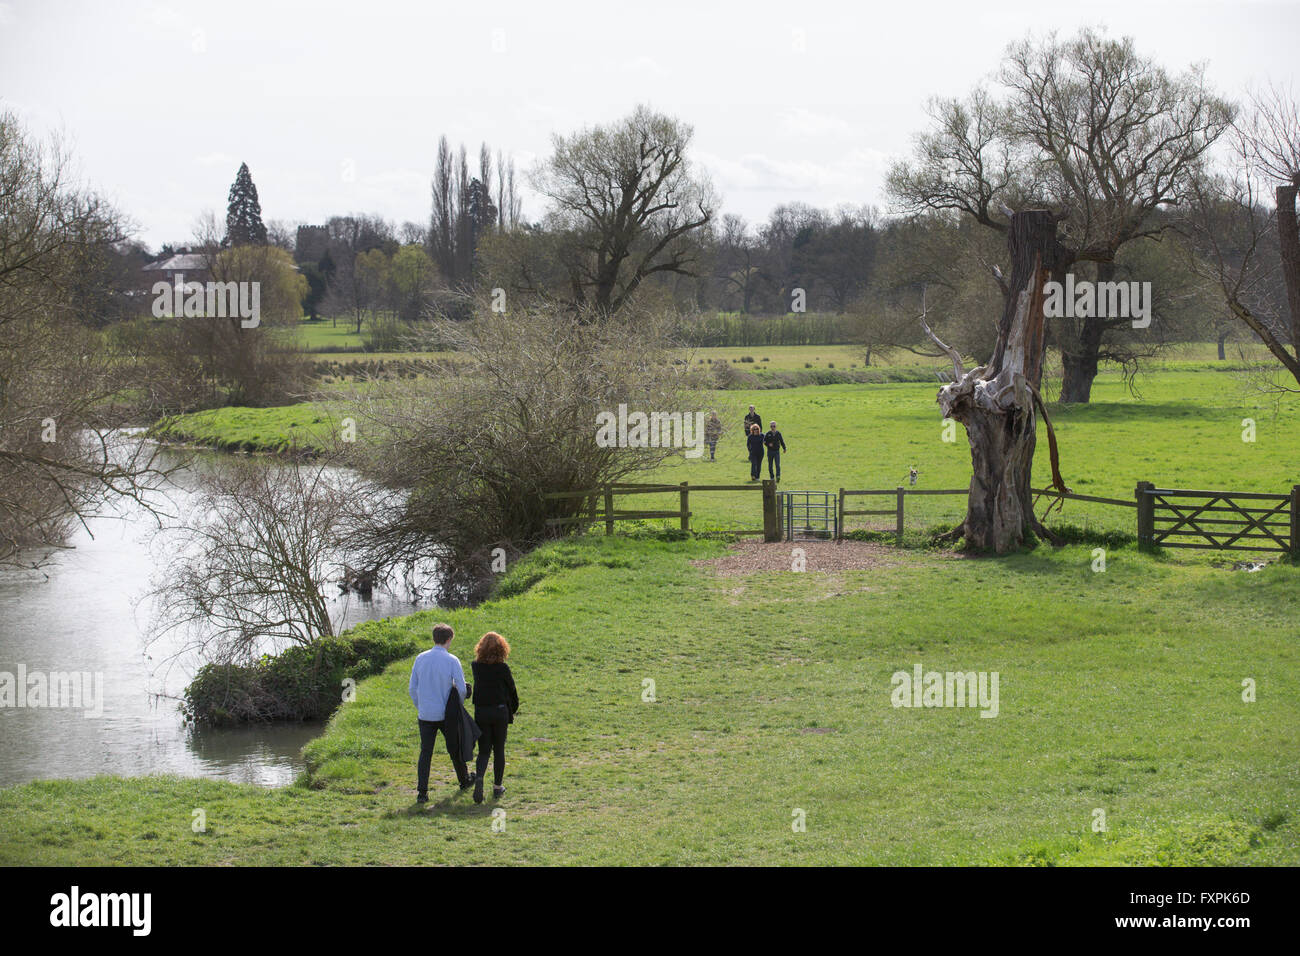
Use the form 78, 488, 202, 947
193, 152, 237, 168
777, 107, 854, 139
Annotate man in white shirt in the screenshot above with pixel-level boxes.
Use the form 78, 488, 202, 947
409, 622, 475, 801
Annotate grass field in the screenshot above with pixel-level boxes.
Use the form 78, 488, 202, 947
12, 347, 1290, 866
297, 319, 366, 351
293, 320, 1279, 373
1, 535, 1295, 865
149, 364, 1300, 543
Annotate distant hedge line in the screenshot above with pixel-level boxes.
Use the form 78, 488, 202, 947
677, 313, 858, 347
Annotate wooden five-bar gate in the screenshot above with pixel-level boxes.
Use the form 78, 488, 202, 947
1136, 482, 1300, 554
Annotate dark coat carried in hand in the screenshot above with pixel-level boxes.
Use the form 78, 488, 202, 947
442, 684, 481, 763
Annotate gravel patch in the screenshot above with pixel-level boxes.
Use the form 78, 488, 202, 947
692, 539, 923, 575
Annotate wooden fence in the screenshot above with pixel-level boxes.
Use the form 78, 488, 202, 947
835, 486, 1134, 546
544, 480, 1300, 556
544, 480, 782, 540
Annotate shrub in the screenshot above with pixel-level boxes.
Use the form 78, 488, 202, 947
181, 622, 421, 726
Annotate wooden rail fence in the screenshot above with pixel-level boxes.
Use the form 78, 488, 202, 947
543, 480, 1300, 556
544, 480, 782, 540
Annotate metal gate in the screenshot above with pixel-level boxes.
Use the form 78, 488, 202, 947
781, 490, 839, 541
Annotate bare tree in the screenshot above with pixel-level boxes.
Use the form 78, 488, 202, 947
334, 302, 708, 600
1185, 84, 1300, 389
147, 457, 359, 666
0, 110, 169, 566
889, 29, 1234, 401
531, 105, 716, 316
713, 214, 760, 313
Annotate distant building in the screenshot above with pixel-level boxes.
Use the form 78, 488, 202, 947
141, 253, 210, 285
295, 225, 329, 265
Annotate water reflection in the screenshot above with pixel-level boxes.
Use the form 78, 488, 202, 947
0, 441, 430, 789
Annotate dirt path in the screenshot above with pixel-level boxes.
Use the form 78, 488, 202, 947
691, 539, 952, 575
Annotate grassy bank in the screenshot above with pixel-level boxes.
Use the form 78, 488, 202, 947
148, 366, 1300, 541
1, 535, 1296, 864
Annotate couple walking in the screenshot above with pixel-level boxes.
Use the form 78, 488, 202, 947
409, 622, 519, 805
744, 405, 787, 482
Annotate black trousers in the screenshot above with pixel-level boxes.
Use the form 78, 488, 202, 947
749, 453, 763, 479
417, 718, 469, 794
767, 449, 781, 479
475, 715, 509, 786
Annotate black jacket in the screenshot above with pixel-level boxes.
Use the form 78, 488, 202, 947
442, 684, 481, 762
747, 432, 765, 459
763, 429, 786, 453
743, 411, 761, 435
471, 661, 520, 723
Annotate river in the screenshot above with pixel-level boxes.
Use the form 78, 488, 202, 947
0, 443, 427, 789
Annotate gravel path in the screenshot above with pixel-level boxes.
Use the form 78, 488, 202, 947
692, 539, 932, 575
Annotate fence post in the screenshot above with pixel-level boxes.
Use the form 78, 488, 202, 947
762, 479, 780, 542
680, 482, 690, 533
896, 487, 905, 548
1136, 481, 1155, 552
604, 486, 614, 536
1290, 485, 1300, 559
837, 487, 844, 542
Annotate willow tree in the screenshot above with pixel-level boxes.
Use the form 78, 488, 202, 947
924, 209, 1070, 552
889, 28, 1233, 403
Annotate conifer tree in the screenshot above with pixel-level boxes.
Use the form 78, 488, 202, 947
224, 162, 267, 246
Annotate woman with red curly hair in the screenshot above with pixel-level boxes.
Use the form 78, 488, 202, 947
470, 631, 520, 804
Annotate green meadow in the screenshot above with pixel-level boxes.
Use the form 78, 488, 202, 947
149, 363, 1300, 540
1, 535, 1295, 865
10, 349, 1293, 866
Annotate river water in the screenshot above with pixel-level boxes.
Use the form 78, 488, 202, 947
0, 444, 427, 789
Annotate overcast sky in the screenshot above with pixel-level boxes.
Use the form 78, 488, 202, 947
1, 0, 1296, 250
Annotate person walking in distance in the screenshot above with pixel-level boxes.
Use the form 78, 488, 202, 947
704, 411, 722, 462
764, 421, 786, 482
743, 405, 761, 442
746, 423, 765, 481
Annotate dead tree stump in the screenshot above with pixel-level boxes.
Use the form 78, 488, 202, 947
925, 209, 1070, 553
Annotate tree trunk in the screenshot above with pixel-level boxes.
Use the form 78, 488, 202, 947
1217, 329, 1228, 361
928, 210, 1070, 553
1059, 336, 1099, 402
1058, 261, 1113, 403
1277, 180, 1300, 351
